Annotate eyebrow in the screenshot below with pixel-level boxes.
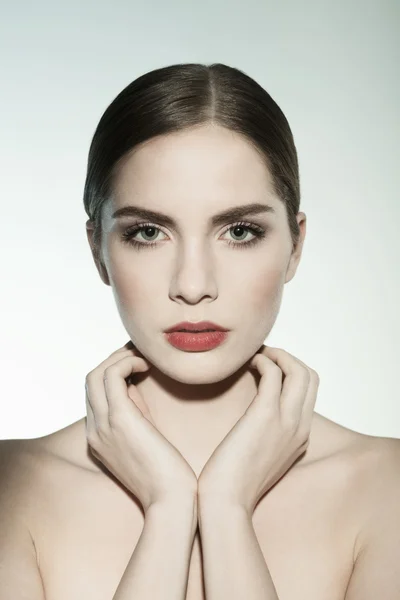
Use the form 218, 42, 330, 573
111, 202, 276, 227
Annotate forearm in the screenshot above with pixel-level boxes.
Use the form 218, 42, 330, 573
113, 497, 197, 600
198, 501, 279, 600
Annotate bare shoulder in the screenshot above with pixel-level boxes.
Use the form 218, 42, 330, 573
320, 418, 400, 560
335, 420, 400, 487
0, 435, 64, 531
0, 438, 44, 559
0, 423, 93, 506
303, 415, 398, 505
349, 432, 400, 545
309, 412, 399, 463
314, 413, 400, 485
0, 437, 43, 497
332, 429, 400, 596
1, 419, 103, 476
0, 439, 47, 598
0, 427, 104, 544
352, 430, 400, 469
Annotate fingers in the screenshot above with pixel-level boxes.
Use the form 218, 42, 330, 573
85, 346, 150, 432
300, 372, 319, 428
247, 353, 283, 416
85, 387, 97, 435
265, 348, 320, 425
249, 346, 319, 429
123, 339, 148, 359
265, 348, 310, 425
103, 355, 150, 425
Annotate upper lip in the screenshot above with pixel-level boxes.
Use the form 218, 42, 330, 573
165, 321, 229, 333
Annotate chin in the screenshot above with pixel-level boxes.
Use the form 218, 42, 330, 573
151, 351, 252, 388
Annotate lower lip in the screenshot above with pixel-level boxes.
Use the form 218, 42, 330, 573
164, 331, 229, 351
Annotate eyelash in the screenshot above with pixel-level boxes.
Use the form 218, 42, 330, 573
120, 221, 268, 251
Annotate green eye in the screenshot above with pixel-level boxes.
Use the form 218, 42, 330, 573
121, 221, 268, 251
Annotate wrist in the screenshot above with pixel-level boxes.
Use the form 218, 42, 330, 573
198, 494, 249, 517
147, 494, 198, 533
197, 498, 250, 533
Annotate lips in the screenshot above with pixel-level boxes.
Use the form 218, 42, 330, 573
179, 328, 214, 333
165, 329, 229, 351
165, 321, 228, 333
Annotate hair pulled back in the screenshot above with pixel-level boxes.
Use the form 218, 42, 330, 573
83, 63, 301, 259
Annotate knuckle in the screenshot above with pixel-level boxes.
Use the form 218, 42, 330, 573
270, 363, 282, 378
298, 366, 310, 384
103, 364, 117, 383
269, 361, 280, 371
85, 372, 95, 387
103, 364, 114, 378
105, 357, 127, 377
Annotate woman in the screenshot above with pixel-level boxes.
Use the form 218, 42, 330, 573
1, 63, 399, 600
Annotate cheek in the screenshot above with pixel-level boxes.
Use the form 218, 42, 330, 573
247, 261, 286, 317
109, 259, 163, 320
107, 255, 144, 307
113, 274, 151, 311
107, 239, 289, 322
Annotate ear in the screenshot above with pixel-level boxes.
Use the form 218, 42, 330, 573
285, 212, 307, 284
86, 219, 111, 286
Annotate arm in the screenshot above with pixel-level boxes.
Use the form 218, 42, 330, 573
198, 440, 400, 600
0, 507, 45, 599
198, 500, 279, 600
0, 441, 45, 599
113, 497, 197, 600
344, 438, 400, 599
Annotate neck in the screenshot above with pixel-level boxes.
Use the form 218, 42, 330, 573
131, 361, 261, 476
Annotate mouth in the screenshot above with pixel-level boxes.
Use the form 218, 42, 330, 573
165, 321, 229, 333
164, 328, 229, 351
178, 329, 216, 333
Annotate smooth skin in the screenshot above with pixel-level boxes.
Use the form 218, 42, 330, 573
84, 339, 400, 600
197, 345, 319, 515
85, 341, 198, 514
84, 338, 319, 600
85, 339, 318, 517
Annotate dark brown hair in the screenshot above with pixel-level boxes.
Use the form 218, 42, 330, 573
83, 63, 301, 259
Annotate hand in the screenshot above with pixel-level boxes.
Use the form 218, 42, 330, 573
85, 340, 198, 514
197, 345, 320, 516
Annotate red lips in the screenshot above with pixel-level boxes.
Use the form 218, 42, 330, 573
165, 320, 228, 333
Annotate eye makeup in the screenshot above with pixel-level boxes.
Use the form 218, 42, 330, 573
120, 220, 269, 251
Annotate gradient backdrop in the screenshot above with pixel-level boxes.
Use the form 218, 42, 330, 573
1, 0, 399, 439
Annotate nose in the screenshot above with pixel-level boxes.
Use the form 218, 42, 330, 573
168, 242, 218, 305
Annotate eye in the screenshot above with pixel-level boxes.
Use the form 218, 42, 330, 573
120, 221, 268, 251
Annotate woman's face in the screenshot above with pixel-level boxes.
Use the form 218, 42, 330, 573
88, 124, 306, 384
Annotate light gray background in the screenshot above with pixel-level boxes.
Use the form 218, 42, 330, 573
1, 0, 399, 440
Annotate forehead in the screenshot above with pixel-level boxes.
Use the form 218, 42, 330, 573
105, 125, 282, 221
